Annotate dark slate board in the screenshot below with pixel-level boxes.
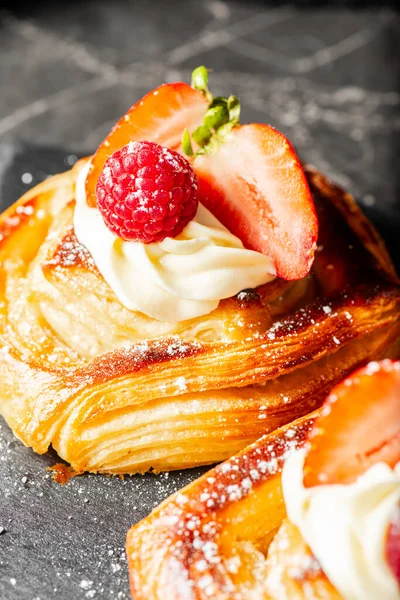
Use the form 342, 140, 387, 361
0, 2, 399, 599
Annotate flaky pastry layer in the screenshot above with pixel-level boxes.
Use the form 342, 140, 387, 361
127, 414, 343, 599
0, 161, 399, 473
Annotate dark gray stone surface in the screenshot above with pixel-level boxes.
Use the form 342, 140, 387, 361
0, 1, 399, 598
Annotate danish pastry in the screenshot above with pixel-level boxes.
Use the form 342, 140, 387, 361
0, 161, 398, 474
0, 67, 399, 474
127, 360, 400, 599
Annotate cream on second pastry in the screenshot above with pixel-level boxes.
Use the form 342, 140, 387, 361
74, 162, 275, 322
282, 449, 400, 600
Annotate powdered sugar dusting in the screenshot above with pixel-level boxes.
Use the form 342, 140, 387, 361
45, 227, 95, 270
83, 335, 203, 385
131, 416, 315, 594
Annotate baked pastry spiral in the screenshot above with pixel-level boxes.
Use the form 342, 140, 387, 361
0, 161, 399, 473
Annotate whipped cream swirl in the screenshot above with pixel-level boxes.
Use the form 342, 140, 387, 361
282, 449, 400, 600
74, 162, 275, 322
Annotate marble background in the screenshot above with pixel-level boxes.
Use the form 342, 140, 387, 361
0, 2, 399, 599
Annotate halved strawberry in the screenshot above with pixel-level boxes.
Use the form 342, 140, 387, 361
303, 360, 400, 487
85, 82, 208, 206
194, 124, 318, 280
387, 505, 400, 585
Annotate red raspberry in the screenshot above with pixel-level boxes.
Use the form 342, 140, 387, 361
96, 141, 199, 243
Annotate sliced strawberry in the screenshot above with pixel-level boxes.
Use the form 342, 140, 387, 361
85, 82, 208, 206
387, 505, 400, 585
194, 124, 318, 280
304, 360, 400, 487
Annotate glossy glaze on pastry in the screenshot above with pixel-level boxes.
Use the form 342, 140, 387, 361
0, 160, 398, 474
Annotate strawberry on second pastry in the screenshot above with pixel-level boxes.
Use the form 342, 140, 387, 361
303, 359, 400, 487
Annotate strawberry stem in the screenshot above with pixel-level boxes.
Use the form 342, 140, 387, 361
182, 67, 241, 157
227, 95, 240, 124
192, 125, 212, 148
204, 105, 229, 130
182, 129, 194, 156
191, 66, 212, 102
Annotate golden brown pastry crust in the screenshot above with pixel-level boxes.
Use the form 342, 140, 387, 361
126, 413, 344, 599
0, 162, 399, 473
126, 414, 324, 599
266, 519, 342, 599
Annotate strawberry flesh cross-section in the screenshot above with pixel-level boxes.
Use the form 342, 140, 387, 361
303, 359, 400, 487
194, 124, 318, 280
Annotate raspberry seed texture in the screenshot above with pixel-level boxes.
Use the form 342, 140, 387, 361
96, 141, 199, 243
